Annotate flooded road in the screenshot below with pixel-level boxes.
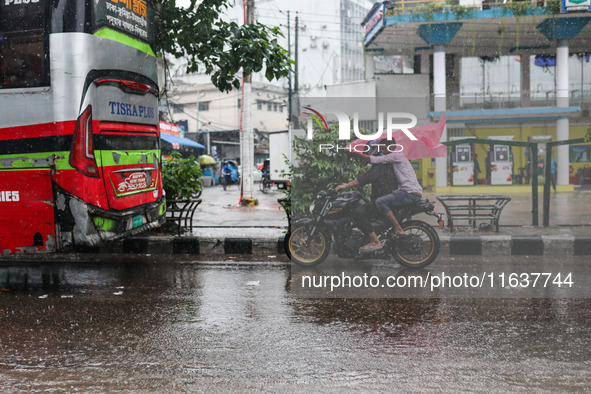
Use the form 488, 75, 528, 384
1, 258, 590, 392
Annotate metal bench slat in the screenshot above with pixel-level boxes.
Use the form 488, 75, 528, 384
451, 215, 497, 220
437, 194, 511, 232
445, 205, 500, 210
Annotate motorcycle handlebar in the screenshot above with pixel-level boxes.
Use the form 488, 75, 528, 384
318, 188, 338, 196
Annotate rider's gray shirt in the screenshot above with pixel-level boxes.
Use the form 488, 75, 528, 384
369, 151, 423, 195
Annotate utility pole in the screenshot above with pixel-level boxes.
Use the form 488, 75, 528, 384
290, 13, 299, 126
294, 13, 299, 98
287, 11, 291, 127
286, 11, 293, 166
240, 0, 256, 206
195, 90, 200, 139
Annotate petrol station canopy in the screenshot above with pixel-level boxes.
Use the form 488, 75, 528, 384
364, 2, 591, 57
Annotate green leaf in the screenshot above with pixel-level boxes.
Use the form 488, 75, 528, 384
156, 0, 292, 92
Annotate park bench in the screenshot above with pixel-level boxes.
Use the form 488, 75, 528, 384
437, 194, 511, 232
166, 198, 202, 235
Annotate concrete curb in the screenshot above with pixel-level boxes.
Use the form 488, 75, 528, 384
84, 235, 591, 257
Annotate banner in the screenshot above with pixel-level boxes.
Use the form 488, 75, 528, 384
94, 0, 154, 43
563, 0, 591, 12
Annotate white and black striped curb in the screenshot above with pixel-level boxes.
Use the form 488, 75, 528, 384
82, 235, 591, 256
440, 235, 591, 256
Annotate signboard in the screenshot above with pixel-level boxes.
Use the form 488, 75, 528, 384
363, 3, 384, 47
160, 121, 182, 136
562, 0, 591, 12
177, 120, 188, 134
94, 0, 155, 43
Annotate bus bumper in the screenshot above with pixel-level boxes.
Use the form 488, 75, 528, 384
54, 184, 166, 250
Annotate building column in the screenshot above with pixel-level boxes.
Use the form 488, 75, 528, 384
536, 16, 591, 186
520, 54, 531, 107
420, 53, 429, 74
434, 44, 447, 188
556, 38, 569, 186
365, 54, 375, 80
417, 22, 462, 189
446, 54, 461, 109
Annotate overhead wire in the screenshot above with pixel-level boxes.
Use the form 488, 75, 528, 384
256, 6, 367, 20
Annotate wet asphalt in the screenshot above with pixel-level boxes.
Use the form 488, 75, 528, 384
1, 256, 591, 392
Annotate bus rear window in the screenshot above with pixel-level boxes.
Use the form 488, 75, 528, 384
98, 133, 159, 151
0, 0, 49, 90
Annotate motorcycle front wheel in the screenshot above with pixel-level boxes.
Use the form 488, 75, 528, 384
287, 225, 331, 266
389, 220, 440, 269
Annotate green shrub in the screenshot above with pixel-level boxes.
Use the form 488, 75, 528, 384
162, 151, 203, 201
288, 123, 369, 215
547, 0, 561, 14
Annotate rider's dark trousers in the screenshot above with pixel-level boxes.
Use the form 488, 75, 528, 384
351, 204, 374, 236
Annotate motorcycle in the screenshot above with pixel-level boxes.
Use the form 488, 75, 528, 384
286, 188, 444, 268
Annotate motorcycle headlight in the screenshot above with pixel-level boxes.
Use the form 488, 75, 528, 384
309, 202, 316, 214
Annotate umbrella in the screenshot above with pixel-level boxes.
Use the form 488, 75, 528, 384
346, 113, 447, 160
198, 155, 216, 165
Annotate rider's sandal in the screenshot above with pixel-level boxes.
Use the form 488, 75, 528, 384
359, 243, 383, 253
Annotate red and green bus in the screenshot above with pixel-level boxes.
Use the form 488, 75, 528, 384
0, 0, 165, 254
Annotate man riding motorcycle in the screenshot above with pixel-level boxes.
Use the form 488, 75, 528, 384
338, 139, 423, 253
335, 141, 398, 253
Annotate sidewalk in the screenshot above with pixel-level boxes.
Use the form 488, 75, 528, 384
115, 184, 591, 257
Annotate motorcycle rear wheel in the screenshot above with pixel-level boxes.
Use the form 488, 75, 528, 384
287, 226, 331, 266
389, 220, 440, 269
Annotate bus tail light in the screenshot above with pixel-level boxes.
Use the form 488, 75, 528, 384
95, 79, 158, 96
70, 105, 100, 178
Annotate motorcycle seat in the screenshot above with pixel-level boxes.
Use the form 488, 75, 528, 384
416, 199, 434, 208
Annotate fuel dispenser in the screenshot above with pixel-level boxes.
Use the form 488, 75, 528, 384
487, 136, 514, 185
450, 137, 475, 186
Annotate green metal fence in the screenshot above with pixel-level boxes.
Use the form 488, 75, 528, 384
444, 137, 591, 227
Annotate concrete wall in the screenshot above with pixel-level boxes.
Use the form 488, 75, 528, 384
326, 79, 376, 98
375, 74, 430, 123
375, 73, 429, 98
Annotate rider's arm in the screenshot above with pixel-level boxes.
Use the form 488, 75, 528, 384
335, 178, 360, 191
